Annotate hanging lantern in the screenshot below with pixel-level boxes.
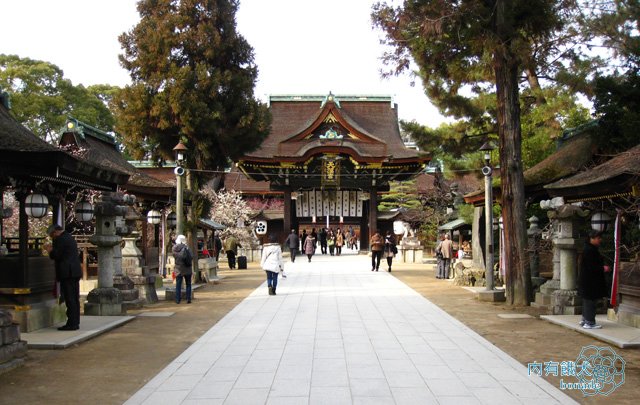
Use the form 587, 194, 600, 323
591, 211, 611, 232
147, 209, 161, 225
24, 193, 48, 218
75, 201, 94, 222
166, 211, 177, 228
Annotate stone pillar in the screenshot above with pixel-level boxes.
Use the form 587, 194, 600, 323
85, 193, 126, 316
549, 205, 588, 315
527, 216, 546, 291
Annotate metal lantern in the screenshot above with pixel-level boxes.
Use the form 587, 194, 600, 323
166, 211, 177, 228
255, 220, 268, 235
591, 211, 611, 232
24, 193, 48, 218
147, 209, 161, 225
75, 200, 94, 222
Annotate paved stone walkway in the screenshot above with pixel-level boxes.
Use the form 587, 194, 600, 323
125, 253, 577, 405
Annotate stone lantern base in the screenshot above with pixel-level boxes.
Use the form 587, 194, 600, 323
84, 288, 125, 316
551, 289, 581, 315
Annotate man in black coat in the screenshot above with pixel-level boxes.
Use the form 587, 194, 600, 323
578, 230, 607, 329
284, 229, 300, 263
46, 225, 82, 331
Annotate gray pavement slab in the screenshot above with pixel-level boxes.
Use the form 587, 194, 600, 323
541, 314, 640, 348
125, 254, 578, 405
21, 315, 135, 349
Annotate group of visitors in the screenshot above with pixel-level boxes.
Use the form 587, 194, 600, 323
369, 230, 397, 272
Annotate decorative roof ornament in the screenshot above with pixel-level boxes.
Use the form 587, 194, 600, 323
319, 128, 343, 141
320, 91, 341, 109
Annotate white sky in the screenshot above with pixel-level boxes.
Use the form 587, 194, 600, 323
2, 0, 447, 126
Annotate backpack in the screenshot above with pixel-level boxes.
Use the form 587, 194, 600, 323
183, 247, 193, 267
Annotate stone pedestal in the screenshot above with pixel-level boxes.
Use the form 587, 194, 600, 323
398, 237, 423, 263
122, 237, 158, 304
198, 257, 220, 283
84, 288, 124, 315
477, 289, 506, 302
552, 289, 581, 315
532, 279, 560, 309
113, 275, 144, 310
0, 310, 27, 372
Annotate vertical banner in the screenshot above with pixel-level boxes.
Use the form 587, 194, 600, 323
296, 195, 302, 217
302, 191, 309, 217
316, 190, 323, 217
356, 191, 363, 217
349, 191, 357, 216
336, 190, 343, 215
611, 210, 621, 306
309, 190, 316, 217
342, 191, 350, 216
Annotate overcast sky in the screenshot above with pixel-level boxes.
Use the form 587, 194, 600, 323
2, 0, 447, 126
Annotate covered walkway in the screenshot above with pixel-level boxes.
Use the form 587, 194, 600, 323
126, 253, 576, 405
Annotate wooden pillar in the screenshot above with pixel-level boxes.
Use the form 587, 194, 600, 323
368, 187, 378, 248
283, 189, 291, 239
18, 194, 29, 285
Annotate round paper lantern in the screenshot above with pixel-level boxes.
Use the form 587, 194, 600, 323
147, 209, 161, 225
24, 193, 48, 218
166, 211, 177, 228
75, 201, 94, 222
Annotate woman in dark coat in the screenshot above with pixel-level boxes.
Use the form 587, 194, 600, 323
578, 230, 607, 329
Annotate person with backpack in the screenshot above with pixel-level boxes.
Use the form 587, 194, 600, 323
384, 230, 397, 272
172, 234, 193, 304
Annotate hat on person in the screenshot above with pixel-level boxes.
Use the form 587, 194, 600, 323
175, 235, 187, 245
47, 224, 63, 235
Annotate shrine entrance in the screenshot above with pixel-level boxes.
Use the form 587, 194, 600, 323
238, 93, 428, 250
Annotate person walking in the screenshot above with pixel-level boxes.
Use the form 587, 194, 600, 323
335, 229, 344, 256
224, 234, 239, 269
319, 228, 328, 254
213, 234, 223, 261
370, 230, 384, 271
304, 232, 316, 262
45, 225, 82, 331
172, 235, 193, 304
438, 234, 453, 279
384, 231, 397, 272
261, 234, 284, 295
327, 229, 336, 256
578, 230, 608, 329
284, 229, 300, 263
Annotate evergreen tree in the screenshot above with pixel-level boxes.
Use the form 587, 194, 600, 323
114, 0, 270, 177
0, 54, 116, 142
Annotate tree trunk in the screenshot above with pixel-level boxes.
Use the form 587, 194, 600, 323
494, 0, 532, 306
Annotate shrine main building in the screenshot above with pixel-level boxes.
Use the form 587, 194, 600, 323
236, 93, 429, 250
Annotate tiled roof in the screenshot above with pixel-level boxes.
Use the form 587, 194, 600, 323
0, 102, 60, 153
243, 95, 423, 161
224, 166, 276, 195
546, 143, 640, 191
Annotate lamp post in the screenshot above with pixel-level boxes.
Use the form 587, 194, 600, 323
173, 141, 187, 236
479, 142, 495, 291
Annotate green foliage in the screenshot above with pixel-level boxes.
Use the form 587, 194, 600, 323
457, 203, 475, 225
378, 179, 423, 211
113, 0, 271, 178
592, 70, 640, 154
0, 54, 117, 142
